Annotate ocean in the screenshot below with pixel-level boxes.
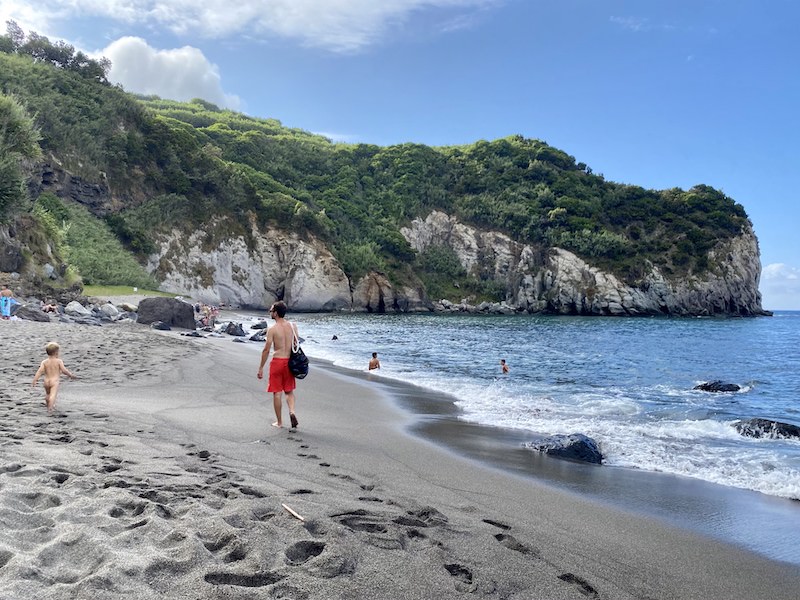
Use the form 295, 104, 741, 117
229, 309, 800, 563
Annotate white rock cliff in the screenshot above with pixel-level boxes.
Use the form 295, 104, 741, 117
400, 211, 766, 316
146, 210, 765, 315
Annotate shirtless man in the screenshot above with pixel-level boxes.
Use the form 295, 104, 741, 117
369, 352, 381, 370
257, 301, 299, 429
31, 342, 76, 413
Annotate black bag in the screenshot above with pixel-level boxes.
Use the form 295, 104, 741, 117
288, 324, 309, 379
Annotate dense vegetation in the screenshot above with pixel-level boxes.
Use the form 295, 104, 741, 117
0, 23, 751, 296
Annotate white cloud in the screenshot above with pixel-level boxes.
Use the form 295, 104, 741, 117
99, 37, 240, 109
760, 263, 800, 311
609, 16, 651, 32
2, 0, 498, 53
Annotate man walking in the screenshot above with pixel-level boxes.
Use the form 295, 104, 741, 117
257, 301, 299, 429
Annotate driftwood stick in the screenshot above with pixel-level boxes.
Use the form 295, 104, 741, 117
281, 503, 305, 522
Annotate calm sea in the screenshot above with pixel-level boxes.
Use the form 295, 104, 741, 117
230, 309, 800, 562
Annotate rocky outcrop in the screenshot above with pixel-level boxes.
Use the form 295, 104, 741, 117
148, 218, 352, 310
694, 381, 741, 393
147, 218, 428, 312
137, 297, 195, 329
734, 419, 800, 440
0, 226, 24, 273
143, 209, 767, 315
524, 434, 604, 464
27, 162, 115, 215
401, 211, 768, 317
14, 304, 51, 322
351, 272, 429, 313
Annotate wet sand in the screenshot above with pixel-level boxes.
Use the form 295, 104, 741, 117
1, 318, 799, 599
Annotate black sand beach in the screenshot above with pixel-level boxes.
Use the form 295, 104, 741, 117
1, 319, 799, 599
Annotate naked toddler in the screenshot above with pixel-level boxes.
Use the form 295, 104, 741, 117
31, 342, 76, 413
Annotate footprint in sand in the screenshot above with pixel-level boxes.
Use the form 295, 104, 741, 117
285, 540, 325, 565
444, 563, 478, 593
204, 571, 285, 588
558, 573, 600, 598
494, 533, 539, 556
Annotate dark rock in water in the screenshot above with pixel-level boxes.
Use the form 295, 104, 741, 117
138, 297, 195, 330
233, 338, 247, 343
181, 330, 204, 337
694, 380, 741, 393
251, 321, 268, 330
15, 304, 51, 322
224, 322, 246, 336
150, 321, 171, 331
250, 331, 266, 342
524, 434, 603, 464
734, 418, 800, 440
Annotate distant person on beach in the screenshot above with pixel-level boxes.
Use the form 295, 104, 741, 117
40, 300, 58, 313
257, 301, 299, 429
500, 359, 509, 374
0, 285, 13, 319
369, 352, 381, 370
31, 342, 76, 413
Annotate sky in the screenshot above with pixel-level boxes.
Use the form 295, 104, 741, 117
2, 0, 798, 310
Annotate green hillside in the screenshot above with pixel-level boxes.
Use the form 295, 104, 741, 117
0, 24, 750, 297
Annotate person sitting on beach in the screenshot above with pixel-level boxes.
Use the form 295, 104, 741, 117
31, 342, 77, 413
500, 359, 509, 374
40, 300, 58, 313
257, 301, 299, 429
369, 352, 381, 370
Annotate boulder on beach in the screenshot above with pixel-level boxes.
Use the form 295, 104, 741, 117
65, 300, 92, 317
224, 322, 246, 337
733, 418, 800, 440
14, 304, 51, 322
137, 297, 195, 330
150, 321, 171, 331
524, 433, 603, 464
694, 380, 741, 393
99, 303, 120, 319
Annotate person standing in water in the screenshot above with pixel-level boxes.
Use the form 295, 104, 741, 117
257, 301, 299, 429
500, 359, 509, 374
369, 352, 381, 370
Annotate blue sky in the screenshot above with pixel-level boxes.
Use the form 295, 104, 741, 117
2, 0, 798, 309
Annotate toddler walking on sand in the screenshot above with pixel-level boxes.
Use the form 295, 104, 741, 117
31, 342, 76, 413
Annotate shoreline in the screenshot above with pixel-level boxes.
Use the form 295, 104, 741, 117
2, 320, 799, 599
314, 360, 800, 566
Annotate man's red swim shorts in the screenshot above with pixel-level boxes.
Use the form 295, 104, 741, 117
268, 357, 296, 393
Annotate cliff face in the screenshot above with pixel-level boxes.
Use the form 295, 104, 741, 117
401, 211, 766, 316
144, 209, 765, 315
146, 217, 429, 312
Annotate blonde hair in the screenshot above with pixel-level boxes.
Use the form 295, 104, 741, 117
45, 342, 60, 356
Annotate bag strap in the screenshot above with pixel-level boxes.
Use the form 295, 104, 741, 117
291, 322, 300, 353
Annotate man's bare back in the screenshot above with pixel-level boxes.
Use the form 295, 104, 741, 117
267, 320, 295, 358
